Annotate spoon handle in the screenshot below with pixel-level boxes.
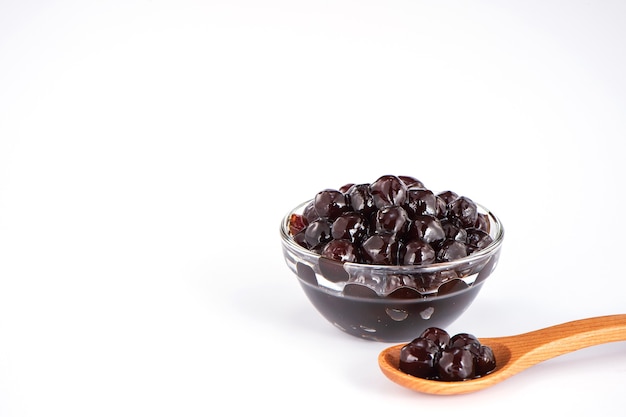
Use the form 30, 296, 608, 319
497, 314, 626, 372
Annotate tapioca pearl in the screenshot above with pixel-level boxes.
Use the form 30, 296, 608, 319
345, 183, 376, 215
398, 175, 425, 189
360, 233, 399, 265
437, 239, 468, 263
475, 212, 490, 233
466, 228, 494, 253
437, 190, 459, 205
338, 182, 354, 193
406, 215, 445, 245
304, 218, 332, 250
440, 217, 468, 242
405, 188, 438, 217
296, 262, 318, 286
318, 253, 351, 283
288, 213, 308, 236
342, 283, 379, 298
447, 196, 478, 228
387, 287, 423, 299
331, 212, 368, 242
400, 239, 436, 266
437, 279, 470, 295
374, 205, 409, 235
475, 345, 497, 377
314, 189, 349, 220
450, 333, 481, 356
437, 347, 476, 381
370, 175, 408, 209
415, 272, 448, 293
399, 338, 440, 379
303, 201, 319, 223
320, 239, 359, 263
418, 327, 450, 350
382, 274, 417, 294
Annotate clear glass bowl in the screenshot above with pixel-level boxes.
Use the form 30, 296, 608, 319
280, 199, 505, 342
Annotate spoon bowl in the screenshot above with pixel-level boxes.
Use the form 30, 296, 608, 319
379, 314, 626, 395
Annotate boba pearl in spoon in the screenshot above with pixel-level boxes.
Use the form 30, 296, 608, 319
378, 314, 626, 395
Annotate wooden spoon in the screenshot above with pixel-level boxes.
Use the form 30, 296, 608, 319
378, 314, 626, 395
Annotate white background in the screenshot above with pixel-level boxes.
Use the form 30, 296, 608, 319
1, 1, 625, 415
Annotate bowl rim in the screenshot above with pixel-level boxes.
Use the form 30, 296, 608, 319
280, 198, 505, 274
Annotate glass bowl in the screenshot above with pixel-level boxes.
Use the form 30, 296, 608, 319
280, 199, 504, 343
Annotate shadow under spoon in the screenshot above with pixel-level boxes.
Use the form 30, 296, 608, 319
378, 314, 626, 395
